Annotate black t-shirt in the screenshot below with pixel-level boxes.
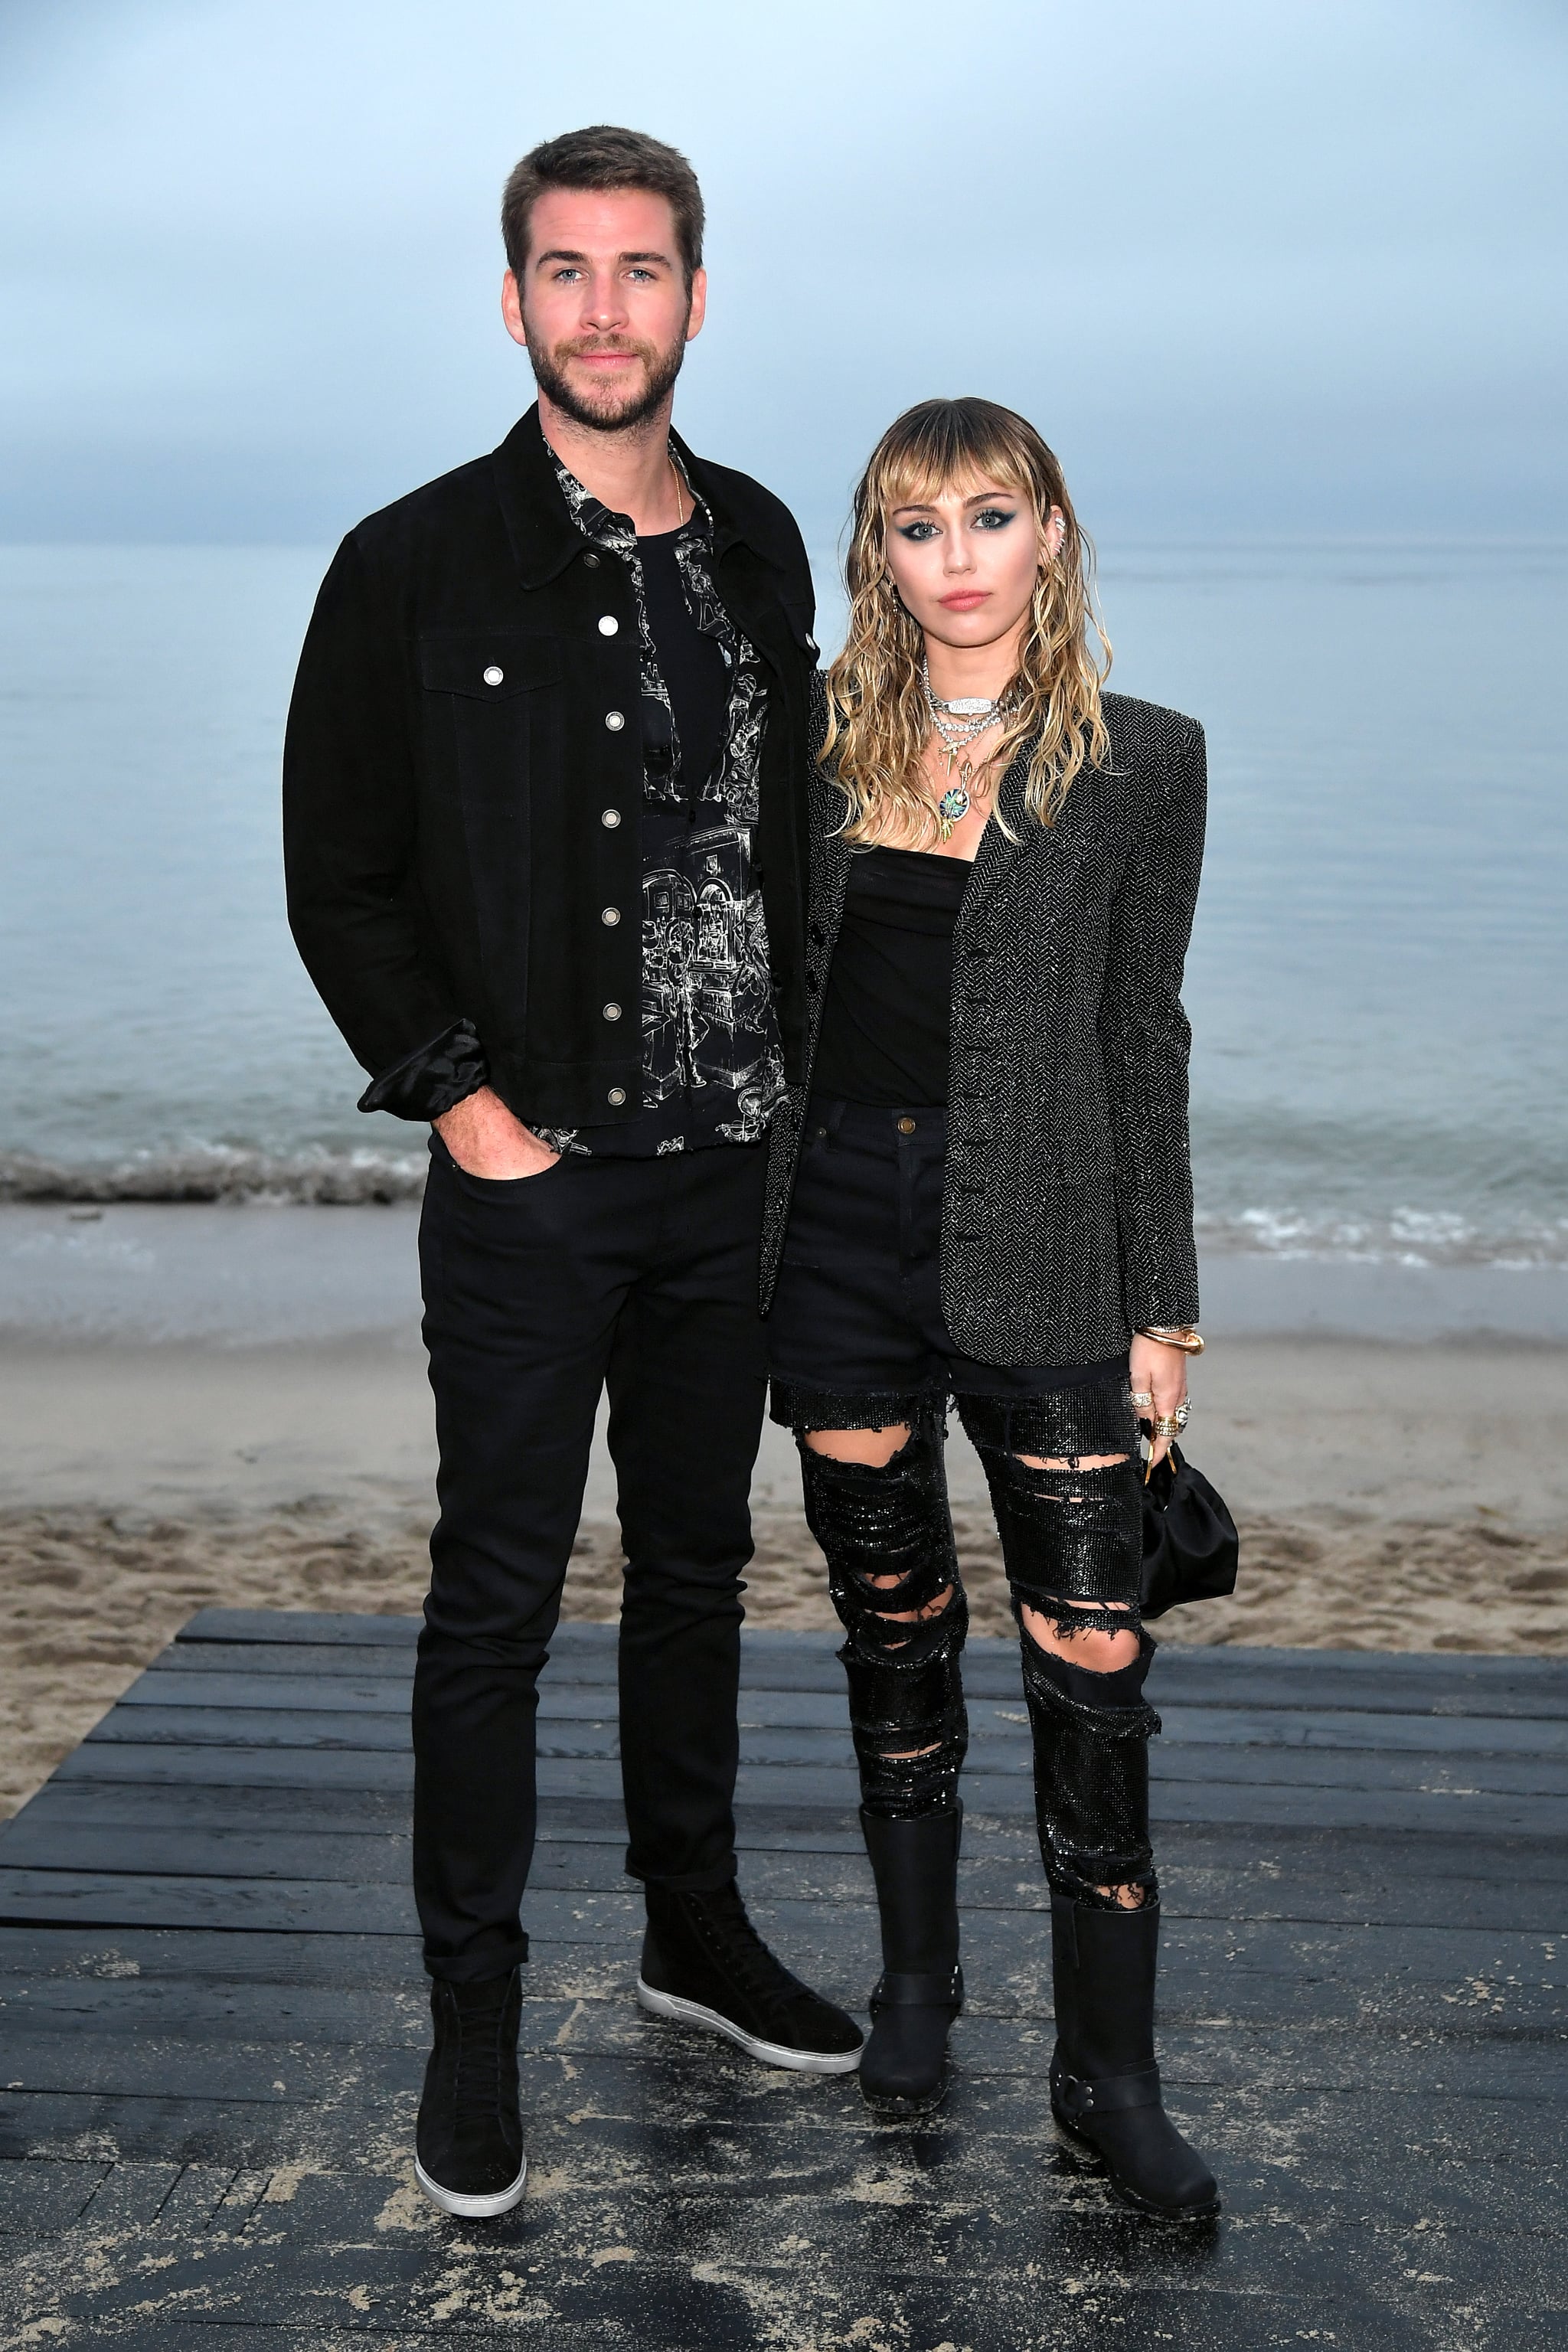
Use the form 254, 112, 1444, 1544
812, 845, 972, 1106
637, 528, 730, 806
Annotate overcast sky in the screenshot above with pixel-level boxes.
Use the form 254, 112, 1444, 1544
2, 0, 1563, 544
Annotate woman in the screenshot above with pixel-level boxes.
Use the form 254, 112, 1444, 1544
760, 399, 1217, 2219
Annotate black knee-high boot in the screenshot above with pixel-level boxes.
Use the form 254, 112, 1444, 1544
859, 1804, 964, 2115
1050, 1896, 1219, 2218
795, 1428, 969, 2112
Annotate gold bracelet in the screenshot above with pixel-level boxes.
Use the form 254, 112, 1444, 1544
1138, 1325, 1205, 1356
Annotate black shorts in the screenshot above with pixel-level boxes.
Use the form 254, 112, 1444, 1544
767, 1097, 1127, 1435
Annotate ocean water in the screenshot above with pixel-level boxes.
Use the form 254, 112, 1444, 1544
1, 538, 1563, 1267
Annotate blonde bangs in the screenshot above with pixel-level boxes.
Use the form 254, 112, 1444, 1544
822, 398, 1111, 847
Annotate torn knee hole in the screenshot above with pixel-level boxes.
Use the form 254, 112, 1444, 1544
804, 1423, 913, 1468
1013, 1451, 1130, 1480
861, 1576, 955, 1622
1022, 1599, 1140, 1671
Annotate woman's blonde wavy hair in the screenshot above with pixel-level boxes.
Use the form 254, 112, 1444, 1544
822, 398, 1110, 844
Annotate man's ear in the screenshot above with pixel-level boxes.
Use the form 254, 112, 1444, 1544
685, 266, 708, 342
501, 270, 528, 351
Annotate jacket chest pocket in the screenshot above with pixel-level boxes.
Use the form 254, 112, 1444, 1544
416, 630, 564, 805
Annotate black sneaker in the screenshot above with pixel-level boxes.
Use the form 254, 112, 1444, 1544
637, 1880, 864, 2073
414, 1970, 528, 2217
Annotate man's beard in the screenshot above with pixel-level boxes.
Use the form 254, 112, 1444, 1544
526, 321, 688, 435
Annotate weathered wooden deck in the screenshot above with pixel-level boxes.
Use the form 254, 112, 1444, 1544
0, 1610, 1563, 2348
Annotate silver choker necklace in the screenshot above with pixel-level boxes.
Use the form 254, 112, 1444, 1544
921, 659, 1017, 841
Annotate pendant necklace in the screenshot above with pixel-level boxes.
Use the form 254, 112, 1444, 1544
921, 658, 1015, 841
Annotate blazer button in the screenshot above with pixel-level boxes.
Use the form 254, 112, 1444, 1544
601, 808, 622, 828
597, 615, 619, 636
601, 906, 621, 926
603, 1001, 622, 1021
605, 710, 626, 731
482, 665, 504, 685
805, 971, 818, 989
607, 1086, 626, 1106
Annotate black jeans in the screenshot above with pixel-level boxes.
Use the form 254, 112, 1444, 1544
413, 1132, 769, 1982
768, 1100, 1156, 1906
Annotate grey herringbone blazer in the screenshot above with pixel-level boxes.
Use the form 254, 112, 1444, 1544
759, 685, 1206, 1366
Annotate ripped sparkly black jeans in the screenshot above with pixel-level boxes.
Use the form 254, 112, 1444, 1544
769, 1100, 1159, 1912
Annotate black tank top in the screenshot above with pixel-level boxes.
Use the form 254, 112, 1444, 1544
812, 845, 971, 1106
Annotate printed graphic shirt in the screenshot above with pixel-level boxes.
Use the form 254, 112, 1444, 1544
531, 440, 786, 1157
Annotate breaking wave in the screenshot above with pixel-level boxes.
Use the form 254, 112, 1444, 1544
0, 1145, 427, 1206
1194, 1204, 1568, 1269
3, 1143, 1566, 1269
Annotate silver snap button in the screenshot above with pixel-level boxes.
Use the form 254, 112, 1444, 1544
607, 1086, 626, 1106
601, 906, 620, 926
603, 1001, 622, 1021
806, 637, 818, 655
604, 710, 626, 731
597, 615, 619, 637
601, 808, 621, 829
583, 552, 600, 568
482, 665, 504, 685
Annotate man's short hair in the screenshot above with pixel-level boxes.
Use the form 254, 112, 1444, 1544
501, 127, 704, 289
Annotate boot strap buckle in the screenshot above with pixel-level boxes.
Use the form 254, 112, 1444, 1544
870, 1967, 963, 2014
1057, 2061, 1161, 2118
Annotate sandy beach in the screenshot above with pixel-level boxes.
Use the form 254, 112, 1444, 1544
3, 1202, 1567, 1818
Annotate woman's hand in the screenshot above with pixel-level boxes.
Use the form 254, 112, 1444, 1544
1129, 1332, 1189, 1470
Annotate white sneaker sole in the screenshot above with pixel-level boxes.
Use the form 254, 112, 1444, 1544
413, 2151, 528, 2218
636, 1977, 863, 2074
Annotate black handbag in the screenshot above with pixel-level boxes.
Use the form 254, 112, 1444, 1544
1139, 1443, 1239, 1619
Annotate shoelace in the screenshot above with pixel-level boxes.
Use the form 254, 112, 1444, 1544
687, 1890, 802, 2020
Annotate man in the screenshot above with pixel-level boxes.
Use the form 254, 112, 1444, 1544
283, 126, 861, 2220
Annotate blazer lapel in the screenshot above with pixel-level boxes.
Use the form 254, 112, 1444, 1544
958, 743, 1093, 936
959, 746, 1032, 918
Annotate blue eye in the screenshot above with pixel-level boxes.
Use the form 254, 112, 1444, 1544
973, 507, 1016, 531
895, 521, 940, 542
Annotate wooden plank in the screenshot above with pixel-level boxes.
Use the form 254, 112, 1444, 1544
109, 1668, 1568, 1769
63, 1743, 1552, 1835
1, 1865, 1561, 2044
9, 1764, 1568, 1893
26, 1741, 1568, 1854
119, 1670, 412, 1713
169, 1610, 1568, 1715
154, 1640, 419, 1681
84, 1707, 413, 1752
0, 2228, 1472, 2352
78, 1675, 1568, 1769
5, 2061, 1565, 2171
51, 1742, 416, 1792
176, 1608, 422, 1645
0, 1870, 419, 1936
2, 1818, 1563, 1933
0, 2158, 106, 2233
2, 1903, 1559, 2027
